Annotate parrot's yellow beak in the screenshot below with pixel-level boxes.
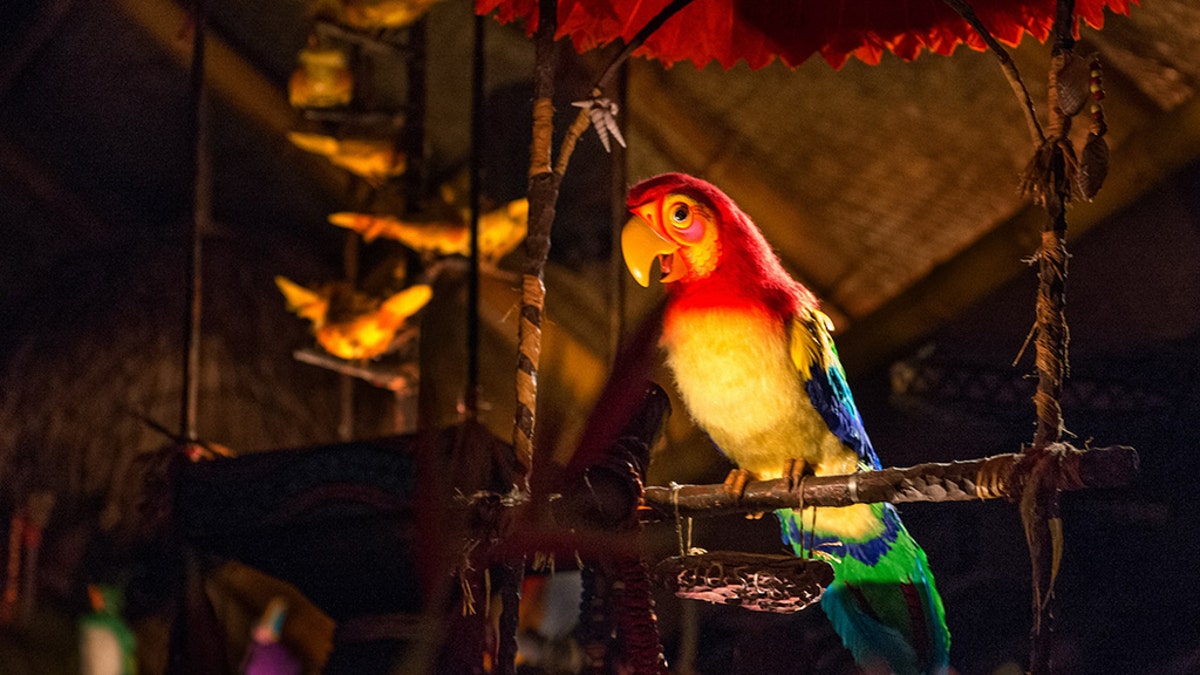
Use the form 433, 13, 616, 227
621, 215, 681, 287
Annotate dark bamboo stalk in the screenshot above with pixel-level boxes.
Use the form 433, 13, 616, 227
943, 0, 1044, 146
513, 0, 694, 476
640, 445, 1137, 520
181, 0, 207, 441
492, 5, 561, 673
512, 0, 560, 485
339, 203, 359, 441
466, 10, 485, 420
401, 17, 427, 210
555, 0, 695, 177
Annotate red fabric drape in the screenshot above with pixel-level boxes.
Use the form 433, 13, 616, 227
477, 0, 1134, 69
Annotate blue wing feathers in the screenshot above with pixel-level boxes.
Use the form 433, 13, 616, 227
803, 365, 881, 470
788, 313, 949, 674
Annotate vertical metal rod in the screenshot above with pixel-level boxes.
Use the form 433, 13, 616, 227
172, 6, 207, 671
338, 230, 359, 441
181, 0, 207, 441
399, 19, 427, 436
608, 60, 628, 364
403, 18, 428, 211
465, 10, 485, 420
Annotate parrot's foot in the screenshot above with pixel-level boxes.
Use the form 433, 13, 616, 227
722, 469, 768, 519
783, 458, 809, 491
722, 468, 753, 498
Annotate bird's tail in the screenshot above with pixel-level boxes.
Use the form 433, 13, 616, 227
779, 503, 950, 675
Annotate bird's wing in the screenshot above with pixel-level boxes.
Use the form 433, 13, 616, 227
788, 307, 881, 470
275, 276, 328, 326
380, 284, 433, 322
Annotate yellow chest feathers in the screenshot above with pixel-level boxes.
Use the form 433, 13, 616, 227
661, 307, 848, 478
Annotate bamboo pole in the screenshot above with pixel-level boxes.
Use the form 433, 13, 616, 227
511, 0, 560, 487
181, 0, 207, 442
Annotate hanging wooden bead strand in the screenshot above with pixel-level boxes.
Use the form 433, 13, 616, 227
1079, 55, 1109, 200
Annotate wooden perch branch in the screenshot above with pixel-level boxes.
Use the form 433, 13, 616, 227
641, 444, 1137, 521
292, 347, 418, 392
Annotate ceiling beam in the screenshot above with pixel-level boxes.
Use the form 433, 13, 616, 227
110, 0, 349, 200
838, 88, 1200, 377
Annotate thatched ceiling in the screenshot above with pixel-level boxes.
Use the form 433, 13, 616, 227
2, 0, 1199, 485
4, 3, 1200, 673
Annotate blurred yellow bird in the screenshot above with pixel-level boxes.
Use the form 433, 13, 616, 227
287, 131, 406, 186
312, 0, 444, 29
275, 276, 432, 361
340, 0, 445, 29
328, 198, 528, 266
288, 45, 354, 109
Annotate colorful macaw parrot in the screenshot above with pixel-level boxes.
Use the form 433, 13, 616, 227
79, 584, 137, 675
621, 173, 950, 675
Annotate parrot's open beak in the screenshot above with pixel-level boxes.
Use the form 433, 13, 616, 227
621, 215, 680, 287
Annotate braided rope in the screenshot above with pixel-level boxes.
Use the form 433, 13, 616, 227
513, 274, 544, 477
1033, 228, 1069, 448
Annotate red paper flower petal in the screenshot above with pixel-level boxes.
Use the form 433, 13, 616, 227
477, 0, 1136, 70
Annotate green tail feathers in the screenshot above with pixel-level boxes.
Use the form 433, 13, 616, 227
780, 504, 950, 675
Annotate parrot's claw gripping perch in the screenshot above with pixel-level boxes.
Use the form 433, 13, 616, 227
722, 469, 767, 518
722, 468, 753, 498
783, 458, 809, 491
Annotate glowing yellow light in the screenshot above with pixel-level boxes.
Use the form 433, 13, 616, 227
289, 46, 353, 109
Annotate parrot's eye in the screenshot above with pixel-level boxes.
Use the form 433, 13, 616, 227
669, 203, 690, 227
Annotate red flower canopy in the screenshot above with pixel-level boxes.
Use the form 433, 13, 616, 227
476, 0, 1134, 69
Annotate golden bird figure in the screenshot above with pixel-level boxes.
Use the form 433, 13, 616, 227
275, 276, 432, 361
328, 198, 528, 266
288, 44, 354, 109
287, 131, 406, 186
339, 0, 445, 29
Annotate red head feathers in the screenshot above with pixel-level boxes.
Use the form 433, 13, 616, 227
625, 173, 816, 318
